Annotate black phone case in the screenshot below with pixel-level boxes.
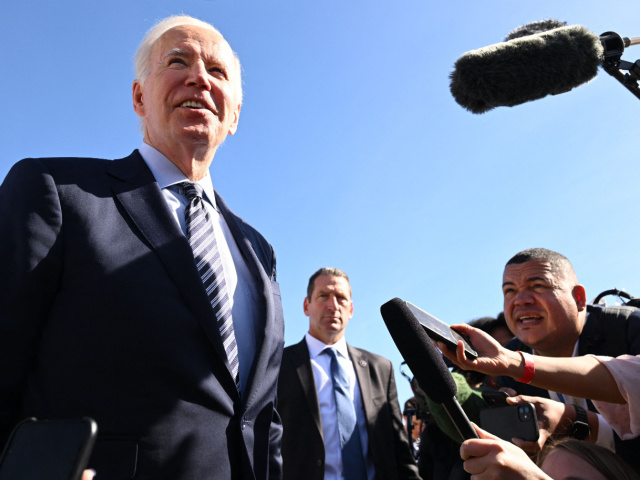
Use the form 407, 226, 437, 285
479, 403, 539, 442
481, 390, 509, 408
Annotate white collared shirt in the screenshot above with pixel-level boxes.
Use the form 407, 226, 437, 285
305, 333, 374, 480
139, 143, 259, 395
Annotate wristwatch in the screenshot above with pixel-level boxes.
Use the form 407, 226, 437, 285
569, 405, 590, 440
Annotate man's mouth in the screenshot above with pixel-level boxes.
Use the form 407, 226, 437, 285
517, 315, 543, 327
180, 100, 207, 109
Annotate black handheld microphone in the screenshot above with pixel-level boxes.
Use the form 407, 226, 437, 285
380, 298, 478, 440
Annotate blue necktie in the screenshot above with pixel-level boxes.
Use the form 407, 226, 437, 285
326, 347, 368, 480
178, 182, 239, 382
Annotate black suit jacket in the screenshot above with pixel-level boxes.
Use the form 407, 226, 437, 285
277, 339, 420, 480
0, 151, 285, 479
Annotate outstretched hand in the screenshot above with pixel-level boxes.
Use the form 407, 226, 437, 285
436, 323, 517, 377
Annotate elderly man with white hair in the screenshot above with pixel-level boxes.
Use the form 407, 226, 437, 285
0, 15, 284, 480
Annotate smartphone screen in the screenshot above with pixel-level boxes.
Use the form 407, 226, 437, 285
406, 301, 478, 359
0, 418, 97, 480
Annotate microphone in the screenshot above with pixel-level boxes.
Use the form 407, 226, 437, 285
504, 19, 567, 42
380, 298, 478, 440
450, 23, 604, 113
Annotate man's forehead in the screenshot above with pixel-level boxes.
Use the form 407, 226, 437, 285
152, 24, 230, 58
313, 275, 351, 294
503, 260, 558, 283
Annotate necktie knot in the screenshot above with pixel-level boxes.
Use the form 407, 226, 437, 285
177, 181, 203, 202
326, 346, 339, 361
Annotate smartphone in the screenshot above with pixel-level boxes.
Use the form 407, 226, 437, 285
479, 403, 539, 442
405, 301, 477, 359
481, 390, 509, 408
0, 417, 98, 480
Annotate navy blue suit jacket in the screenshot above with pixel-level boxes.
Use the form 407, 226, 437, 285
0, 151, 284, 479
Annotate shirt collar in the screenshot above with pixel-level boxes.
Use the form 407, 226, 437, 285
305, 333, 349, 360
139, 142, 217, 208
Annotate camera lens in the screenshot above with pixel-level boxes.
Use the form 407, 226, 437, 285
518, 405, 531, 422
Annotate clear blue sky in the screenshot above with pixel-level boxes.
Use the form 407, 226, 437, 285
3, 0, 640, 405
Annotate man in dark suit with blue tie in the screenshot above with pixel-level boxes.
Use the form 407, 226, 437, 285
0, 15, 284, 480
277, 268, 420, 480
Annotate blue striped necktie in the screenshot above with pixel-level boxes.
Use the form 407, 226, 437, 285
325, 347, 368, 480
178, 182, 239, 382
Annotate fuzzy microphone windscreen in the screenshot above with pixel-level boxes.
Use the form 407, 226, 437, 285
450, 25, 604, 114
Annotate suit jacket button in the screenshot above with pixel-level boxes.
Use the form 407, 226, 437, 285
316, 459, 322, 467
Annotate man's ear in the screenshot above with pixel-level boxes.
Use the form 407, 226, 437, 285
132, 81, 145, 117
303, 297, 310, 317
227, 103, 241, 135
573, 285, 587, 311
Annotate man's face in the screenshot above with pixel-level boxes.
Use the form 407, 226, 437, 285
304, 275, 353, 345
132, 25, 241, 157
502, 260, 586, 357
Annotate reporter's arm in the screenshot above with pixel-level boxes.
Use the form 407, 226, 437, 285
439, 324, 625, 404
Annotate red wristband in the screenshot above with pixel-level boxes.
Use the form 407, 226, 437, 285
517, 351, 535, 384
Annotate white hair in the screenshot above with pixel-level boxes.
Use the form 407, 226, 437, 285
134, 15, 242, 103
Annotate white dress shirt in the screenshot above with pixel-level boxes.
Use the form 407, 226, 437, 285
139, 143, 259, 395
305, 333, 374, 480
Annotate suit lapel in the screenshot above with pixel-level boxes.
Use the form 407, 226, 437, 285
107, 152, 237, 394
348, 345, 374, 427
215, 191, 278, 405
291, 340, 324, 437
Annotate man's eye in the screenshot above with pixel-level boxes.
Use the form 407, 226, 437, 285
209, 66, 226, 77
169, 58, 186, 66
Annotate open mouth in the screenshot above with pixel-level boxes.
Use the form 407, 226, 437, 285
517, 315, 543, 328
180, 100, 207, 110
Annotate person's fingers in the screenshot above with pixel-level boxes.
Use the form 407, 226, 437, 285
499, 387, 517, 397
82, 469, 96, 480
511, 437, 542, 453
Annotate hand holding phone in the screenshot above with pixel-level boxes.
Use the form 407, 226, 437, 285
479, 403, 539, 443
405, 301, 477, 359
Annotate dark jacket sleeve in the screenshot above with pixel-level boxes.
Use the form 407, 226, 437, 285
0, 158, 64, 444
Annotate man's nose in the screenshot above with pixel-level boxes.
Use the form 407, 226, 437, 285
326, 296, 339, 311
186, 61, 212, 90
513, 290, 534, 306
